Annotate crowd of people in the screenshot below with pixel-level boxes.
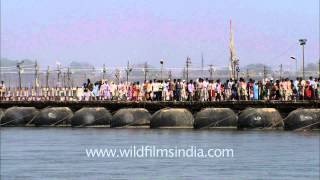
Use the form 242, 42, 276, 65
0, 76, 319, 101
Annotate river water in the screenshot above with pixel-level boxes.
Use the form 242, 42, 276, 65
1, 128, 319, 180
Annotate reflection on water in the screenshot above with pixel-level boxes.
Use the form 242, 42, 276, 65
1, 128, 319, 180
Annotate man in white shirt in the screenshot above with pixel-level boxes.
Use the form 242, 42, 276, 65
152, 80, 159, 101
203, 78, 209, 101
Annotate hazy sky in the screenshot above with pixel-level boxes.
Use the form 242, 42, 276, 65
1, 0, 319, 69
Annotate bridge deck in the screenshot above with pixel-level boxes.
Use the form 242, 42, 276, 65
1, 100, 319, 115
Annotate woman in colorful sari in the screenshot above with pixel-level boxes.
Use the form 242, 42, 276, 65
132, 82, 138, 101
100, 81, 110, 100
127, 82, 133, 101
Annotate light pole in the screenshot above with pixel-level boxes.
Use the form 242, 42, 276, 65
168, 70, 172, 80
263, 65, 267, 81
67, 67, 71, 88
143, 62, 148, 82
56, 63, 62, 87
125, 61, 132, 83
290, 56, 298, 78
246, 69, 249, 80
186, 56, 191, 82
233, 58, 239, 80
208, 64, 215, 80
299, 39, 307, 79
16, 61, 24, 90
236, 66, 240, 80
115, 69, 120, 84
102, 64, 106, 79
160, 59, 164, 80
63, 72, 66, 88
34, 60, 39, 89
46, 66, 50, 88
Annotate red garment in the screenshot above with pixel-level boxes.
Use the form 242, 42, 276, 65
210, 89, 215, 97
305, 85, 312, 98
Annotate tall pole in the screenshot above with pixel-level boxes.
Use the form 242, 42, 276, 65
236, 66, 240, 80
233, 58, 239, 80
126, 61, 129, 82
63, 72, 66, 88
125, 61, 132, 83
236, 70, 238, 80
290, 57, 298, 78
16, 61, 24, 90
229, 20, 239, 80
57, 63, 61, 87
186, 56, 191, 82
67, 67, 71, 88
115, 69, 120, 84
299, 39, 307, 79
102, 64, 106, 79
302, 44, 305, 79
34, 60, 38, 89
18, 68, 22, 90
143, 62, 148, 82
208, 64, 214, 79
46, 66, 50, 88
229, 19, 235, 79
263, 65, 266, 80
126, 61, 129, 83
231, 59, 235, 80
160, 59, 164, 80
246, 69, 249, 80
